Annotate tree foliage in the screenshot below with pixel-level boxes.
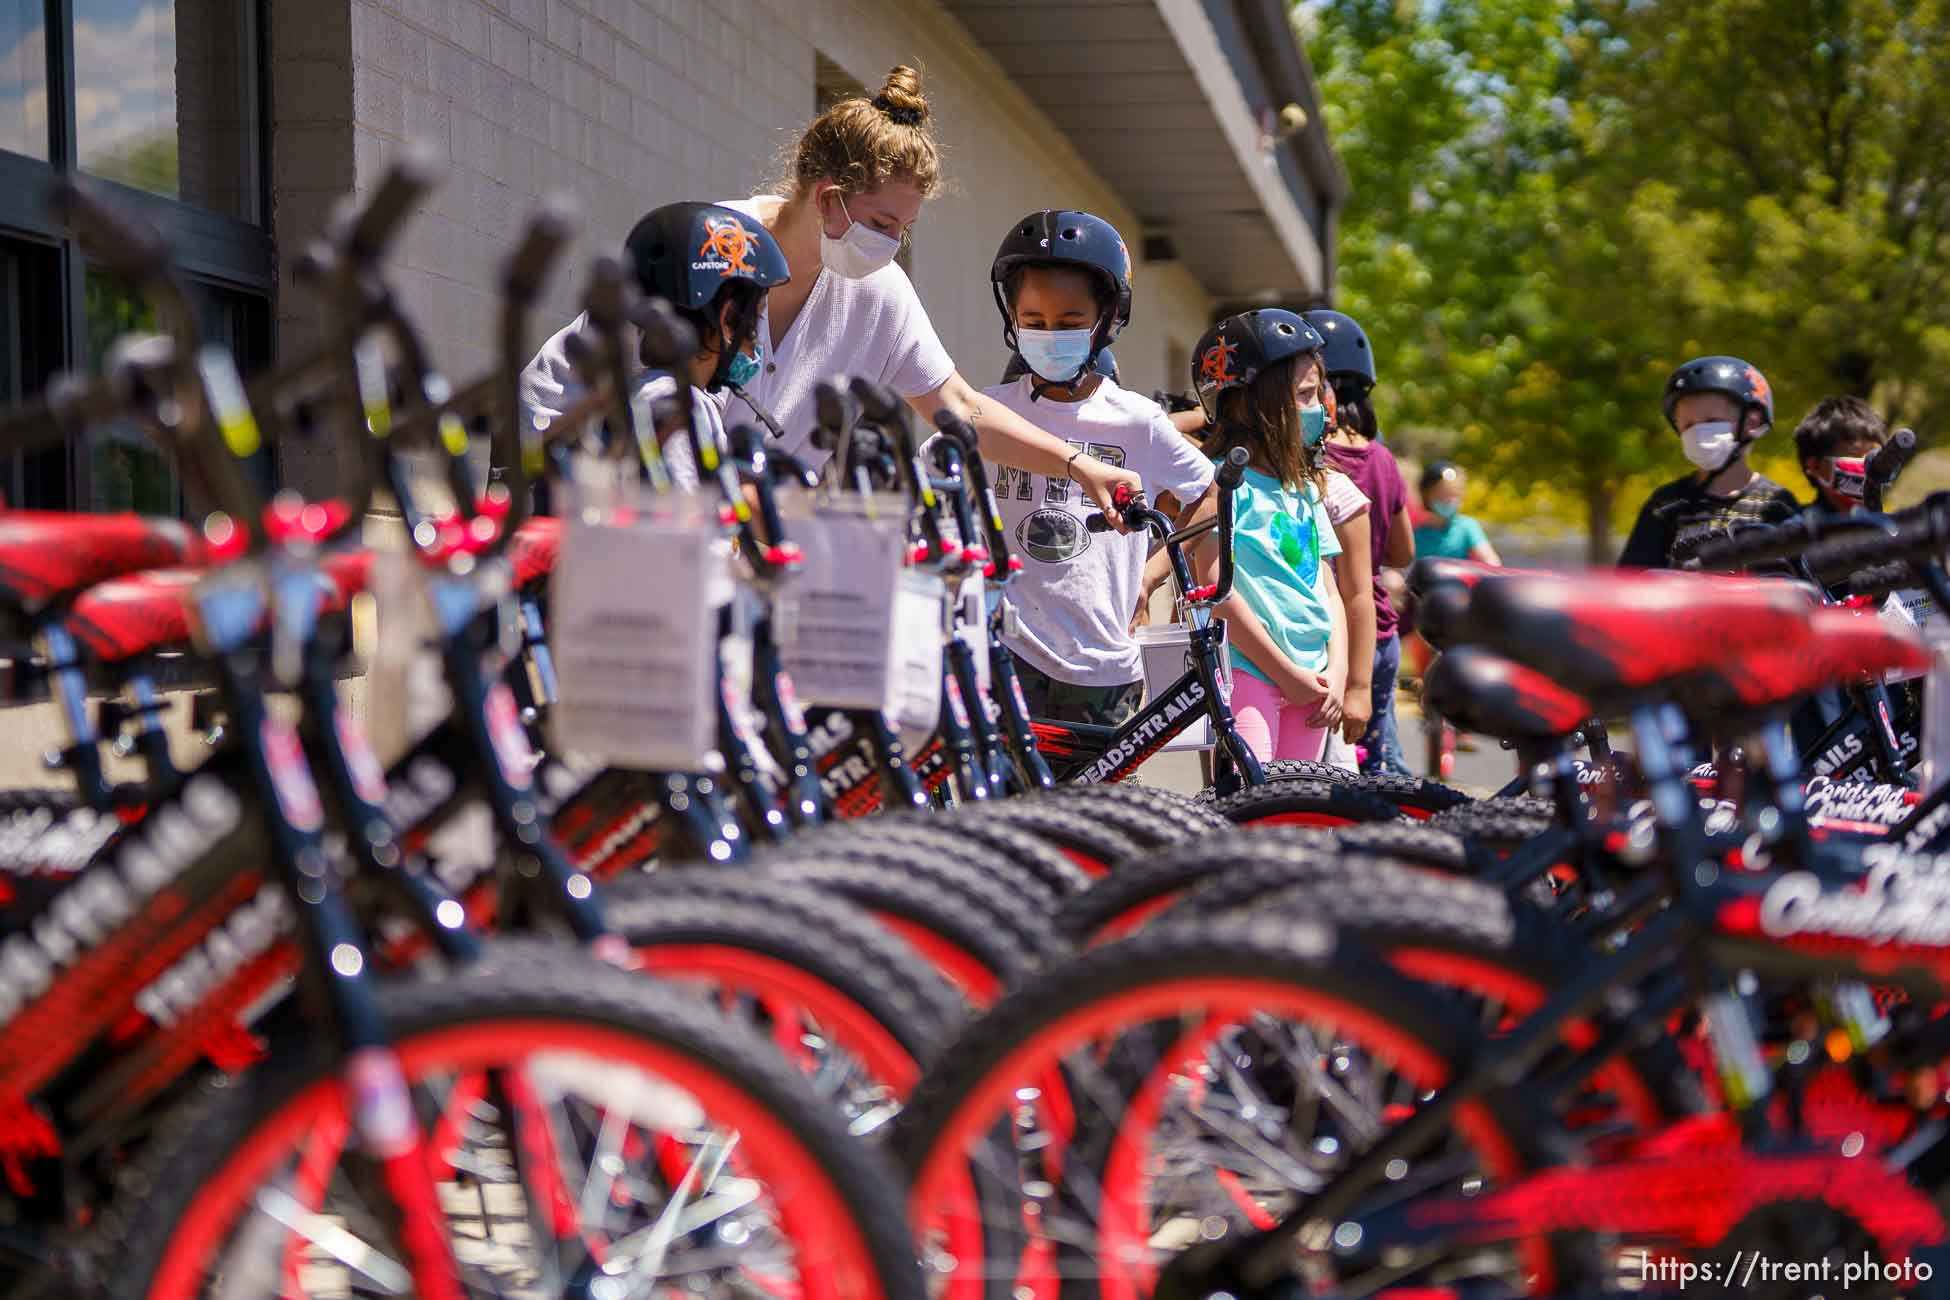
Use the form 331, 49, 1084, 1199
1303, 0, 1950, 559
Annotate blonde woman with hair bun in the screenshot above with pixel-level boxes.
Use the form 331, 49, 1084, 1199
520, 66, 1143, 523
717, 65, 1141, 523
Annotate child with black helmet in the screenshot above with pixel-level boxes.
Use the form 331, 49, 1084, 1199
1305, 308, 1417, 776
981, 210, 1217, 726
518, 200, 791, 488
1618, 355, 1798, 567
1188, 309, 1349, 763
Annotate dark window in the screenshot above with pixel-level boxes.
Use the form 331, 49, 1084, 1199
0, 0, 270, 511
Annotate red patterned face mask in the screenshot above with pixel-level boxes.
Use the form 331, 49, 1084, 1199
1826, 455, 1867, 502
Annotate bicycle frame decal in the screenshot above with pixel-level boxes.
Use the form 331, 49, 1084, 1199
0, 775, 242, 1027
131, 880, 290, 1028
1754, 863, 1950, 946
1073, 673, 1209, 785
1803, 776, 1913, 830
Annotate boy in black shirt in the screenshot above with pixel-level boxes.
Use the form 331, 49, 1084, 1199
1618, 355, 1798, 568
1793, 395, 1887, 519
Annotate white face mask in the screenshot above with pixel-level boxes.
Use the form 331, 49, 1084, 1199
818, 191, 902, 279
1680, 419, 1739, 471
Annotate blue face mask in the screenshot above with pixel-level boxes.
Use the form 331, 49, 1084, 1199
1015, 327, 1096, 384
1299, 403, 1328, 446
725, 346, 761, 389
1431, 498, 1460, 522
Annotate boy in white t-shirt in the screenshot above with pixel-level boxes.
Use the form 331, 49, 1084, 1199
983, 210, 1215, 725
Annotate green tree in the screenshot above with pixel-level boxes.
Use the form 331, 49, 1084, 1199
1303, 0, 1950, 558
1588, 0, 1950, 440
1304, 0, 1674, 560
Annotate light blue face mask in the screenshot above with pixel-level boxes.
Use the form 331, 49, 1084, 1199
726, 346, 761, 389
1016, 328, 1096, 384
1299, 402, 1329, 446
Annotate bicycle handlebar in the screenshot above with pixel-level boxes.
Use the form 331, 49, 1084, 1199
490, 199, 574, 553
811, 381, 853, 455
631, 298, 698, 373
1798, 493, 1950, 581
338, 146, 441, 267
930, 410, 1016, 578
1084, 446, 1248, 606
1686, 513, 1883, 572
849, 377, 948, 559
1864, 427, 1918, 514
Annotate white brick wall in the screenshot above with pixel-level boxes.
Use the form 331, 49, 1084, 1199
337, 0, 1212, 421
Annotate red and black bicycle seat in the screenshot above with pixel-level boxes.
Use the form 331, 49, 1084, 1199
1674, 604, 1930, 718
1422, 647, 1592, 743
66, 549, 379, 663
62, 568, 200, 662
508, 516, 560, 589
0, 512, 219, 614
1464, 570, 1819, 709
1406, 555, 1509, 597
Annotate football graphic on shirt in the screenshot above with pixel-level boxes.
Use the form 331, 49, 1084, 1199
1018, 509, 1090, 563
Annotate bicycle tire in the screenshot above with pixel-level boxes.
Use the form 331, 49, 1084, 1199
603, 875, 966, 1093
1206, 776, 1399, 828
1341, 770, 1474, 819
971, 799, 1144, 877
903, 808, 1094, 897
1052, 827, 1341, 943
1174, 856, 1700, 1124
89, 938, 925, 1300
759, 820, 1062, 911
888, 917, 1558, 1299
760, 859, 1056, 1003
1190, 758, 1350, 797
1332, 819, 1472, 872
1430, 795, 1557, 854
1054, 782, 1234, 837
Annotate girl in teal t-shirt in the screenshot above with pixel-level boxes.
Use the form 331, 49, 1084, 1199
1189, 309, 1348, 763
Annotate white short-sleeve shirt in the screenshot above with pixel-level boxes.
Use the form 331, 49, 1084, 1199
984, 377, 1216, 687
718, 197, 955, 468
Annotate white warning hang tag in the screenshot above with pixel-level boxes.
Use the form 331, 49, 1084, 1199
955, 570, 992, 704
888, 569, 946, 731
550, 500, 721, 771
1880, 589, 1940, 682
772, 495, 913, 709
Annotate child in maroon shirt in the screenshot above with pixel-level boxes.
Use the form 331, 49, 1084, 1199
1307, 309, 1415, 775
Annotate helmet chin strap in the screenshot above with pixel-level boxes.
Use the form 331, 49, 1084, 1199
1703, 409, 1765, 482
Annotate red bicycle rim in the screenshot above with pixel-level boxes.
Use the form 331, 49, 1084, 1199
149, 1019, 890, 1300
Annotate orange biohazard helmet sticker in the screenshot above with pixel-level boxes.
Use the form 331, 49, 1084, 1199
1744, 366, 1771, 405
697, 215, 758, 278
1199, 337, 1239, 388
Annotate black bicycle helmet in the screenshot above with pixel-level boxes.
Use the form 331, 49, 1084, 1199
1661, 355, 1774, 432
1301, 308, 1376, 389
624, 201, 790, 310
1003, 345, 1118, 386
1191, 309, 1325, 420
990, 210, 1133, 365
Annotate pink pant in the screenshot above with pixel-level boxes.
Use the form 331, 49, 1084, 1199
1229, 670, 1332, 762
